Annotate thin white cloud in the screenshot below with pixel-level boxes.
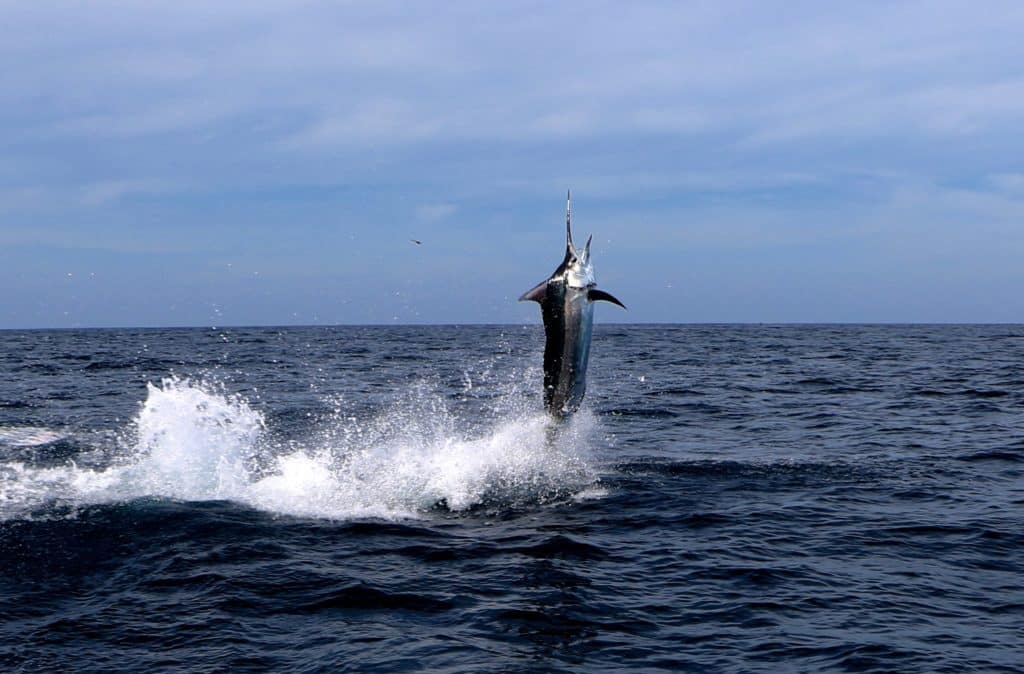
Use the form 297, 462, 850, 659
415, 203, 457, 223
50, 100, 236, 139
0, 186, 52, 215
79, 179, 177, 206
989, 174, 1024, 195
282, 100, 444, 149
2, 1, 1020, 152
1, 2, 1024, 325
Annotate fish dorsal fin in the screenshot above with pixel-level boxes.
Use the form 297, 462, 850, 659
558, 189, 578, 270
588, 288, 626, 309
566, 189, 573, 252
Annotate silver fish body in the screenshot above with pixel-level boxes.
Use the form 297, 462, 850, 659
520, 192, 625, 417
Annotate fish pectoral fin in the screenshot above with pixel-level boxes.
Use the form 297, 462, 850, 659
588, 288, 626, 309
518, 280, 549, 303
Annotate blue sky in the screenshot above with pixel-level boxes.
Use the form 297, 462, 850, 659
2, 1, 1023, 327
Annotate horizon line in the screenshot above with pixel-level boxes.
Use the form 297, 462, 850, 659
2, 321, 1023, 332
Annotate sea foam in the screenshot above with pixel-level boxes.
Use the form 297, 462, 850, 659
0, 377, 596, 521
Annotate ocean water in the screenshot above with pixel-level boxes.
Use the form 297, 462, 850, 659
0, 325, 1021, 673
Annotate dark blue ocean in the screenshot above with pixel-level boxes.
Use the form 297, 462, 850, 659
1, 325, 1021, 673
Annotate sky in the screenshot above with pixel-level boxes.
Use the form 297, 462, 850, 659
1, 1, 1023, 327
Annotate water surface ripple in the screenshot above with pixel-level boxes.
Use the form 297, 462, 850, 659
0, 325, 1021, 672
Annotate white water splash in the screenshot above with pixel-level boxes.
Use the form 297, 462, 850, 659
0, 377, 596, 521
128, 380, 264, 500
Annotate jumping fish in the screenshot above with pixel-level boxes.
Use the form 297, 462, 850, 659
519, 192, 625, 417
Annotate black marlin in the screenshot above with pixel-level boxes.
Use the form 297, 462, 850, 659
520, 192, 625, 417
